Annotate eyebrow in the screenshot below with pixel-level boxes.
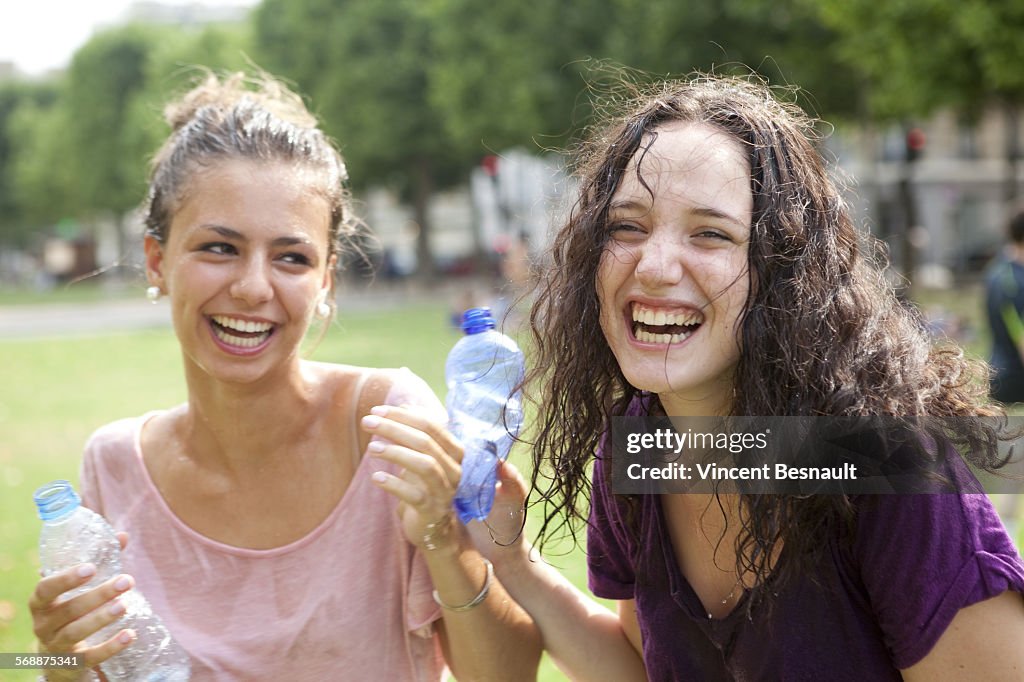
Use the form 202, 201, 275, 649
690, 206, 748, 229
200, 224, 313, 248
607, 201, 747, 229
608, 199, 649, 213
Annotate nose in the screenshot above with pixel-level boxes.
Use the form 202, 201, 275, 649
229, 257, 273, 306
634, 234, 684, 289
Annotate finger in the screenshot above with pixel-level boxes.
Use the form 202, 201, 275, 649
73, 629, 137, 670
367, 440, 455, 487
361, 410, 447, 458
50, 588, 131, 651
30, 565, 97, 611
33, 574, 134, 644
371, 470, 428, 507
361, 413, 461, 481
368, 405, 464, 461
495, 460, 530, 503
116, 532, 129, 551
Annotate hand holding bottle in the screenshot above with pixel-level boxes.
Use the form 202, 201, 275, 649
29, 534, 137, 682
363, 404, 464, 552
32, 480, 191, 681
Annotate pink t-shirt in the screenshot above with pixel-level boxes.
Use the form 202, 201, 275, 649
79, 370, 447, 681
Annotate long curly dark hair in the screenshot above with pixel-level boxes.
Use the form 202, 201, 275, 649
525, 74, 1005, 597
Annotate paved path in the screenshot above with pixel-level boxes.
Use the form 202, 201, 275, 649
0, 299, 172, 339
0, 280, 476, 340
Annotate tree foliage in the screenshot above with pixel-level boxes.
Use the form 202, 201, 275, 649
62, 25, 161, 220
3, 0, 1022, 254
254, 0, 469, 279
0, 21, 253, 248
0, 81, 62, 244
811, 0, 993, 120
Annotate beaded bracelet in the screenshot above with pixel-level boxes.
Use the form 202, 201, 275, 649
432, 558, 494, 612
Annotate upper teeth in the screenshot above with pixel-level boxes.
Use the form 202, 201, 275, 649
212, 316, 273, 333
631, 305, 701, 326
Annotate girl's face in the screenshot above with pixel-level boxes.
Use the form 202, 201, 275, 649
145, 159, 334, 386
597, 121, 752, 416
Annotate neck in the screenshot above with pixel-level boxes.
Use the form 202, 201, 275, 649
178, 359, 320, 474
658, 390, 732, 418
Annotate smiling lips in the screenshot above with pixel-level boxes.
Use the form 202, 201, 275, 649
210, 315, 275, 349
631, 303, 702, 345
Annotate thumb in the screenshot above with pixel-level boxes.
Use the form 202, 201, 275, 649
494, 460, 529, 504
116, 531, 129, 551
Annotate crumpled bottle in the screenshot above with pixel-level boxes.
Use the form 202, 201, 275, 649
445, 308, 525, 523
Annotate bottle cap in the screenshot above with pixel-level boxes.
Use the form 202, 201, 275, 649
34, 480, 81, 521
460, 307, 496, 335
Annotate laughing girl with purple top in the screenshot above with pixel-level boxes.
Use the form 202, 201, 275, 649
478, 75, 1024, 680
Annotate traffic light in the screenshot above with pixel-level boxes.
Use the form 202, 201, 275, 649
906, 128, 926, 163
481, 154, 500, 177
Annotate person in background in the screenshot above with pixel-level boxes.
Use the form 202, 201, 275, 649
28, 69, 539, 682
986, 204, 1024, 404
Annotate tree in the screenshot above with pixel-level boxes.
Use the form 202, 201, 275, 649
808, 0, 1024, 287
131, 22, 257, 178
425, 0, 609, 157
58, 24, 164, 261
811, 0, 987, 120
0, 80, 60, 246
255, 0, 467, 281
955, 0, 1024, 199
1, 21, 256, 259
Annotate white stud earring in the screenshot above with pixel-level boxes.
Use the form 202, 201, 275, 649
316, 300, 331, 319
146, 286, 161, 304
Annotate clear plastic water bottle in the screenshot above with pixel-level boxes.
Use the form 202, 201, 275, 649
34, 480, 191, 682
446, 307, 526, 523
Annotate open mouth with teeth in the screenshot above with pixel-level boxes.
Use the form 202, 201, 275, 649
209, 315, 275, 349
630, 303, 702, 345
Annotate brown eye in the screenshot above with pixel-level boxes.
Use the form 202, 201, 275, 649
695, 230, 730, 241
607, 223, 645, 238
199, 242, 236, 255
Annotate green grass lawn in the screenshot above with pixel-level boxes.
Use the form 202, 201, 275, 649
0, 300, 583, 681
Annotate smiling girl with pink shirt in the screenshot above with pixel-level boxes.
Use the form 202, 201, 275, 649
27, 70, 539, 682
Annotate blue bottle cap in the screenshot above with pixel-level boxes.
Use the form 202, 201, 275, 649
461, 307, 496, 334
34, 480, 81, 521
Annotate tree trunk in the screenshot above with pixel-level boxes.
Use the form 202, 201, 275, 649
1006, 103, 1020, 202
411, 157, 436, 283
117, 211, 131, 280
897, 169, 917, 298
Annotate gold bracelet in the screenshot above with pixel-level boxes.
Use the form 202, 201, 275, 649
432, 558, 493, 612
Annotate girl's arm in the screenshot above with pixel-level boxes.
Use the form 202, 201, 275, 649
362, 405, 541, 682
472, 461, 647, 681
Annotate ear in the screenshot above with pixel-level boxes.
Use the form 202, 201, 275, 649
321, 253, 338, 297
144, 235, 166, 291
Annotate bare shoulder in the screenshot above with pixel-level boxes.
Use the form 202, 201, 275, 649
301, 360, 371, 403
301, 361, 437, 417
137, 404, 187, 455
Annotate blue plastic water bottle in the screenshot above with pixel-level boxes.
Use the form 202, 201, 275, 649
445, 308, 525, 523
